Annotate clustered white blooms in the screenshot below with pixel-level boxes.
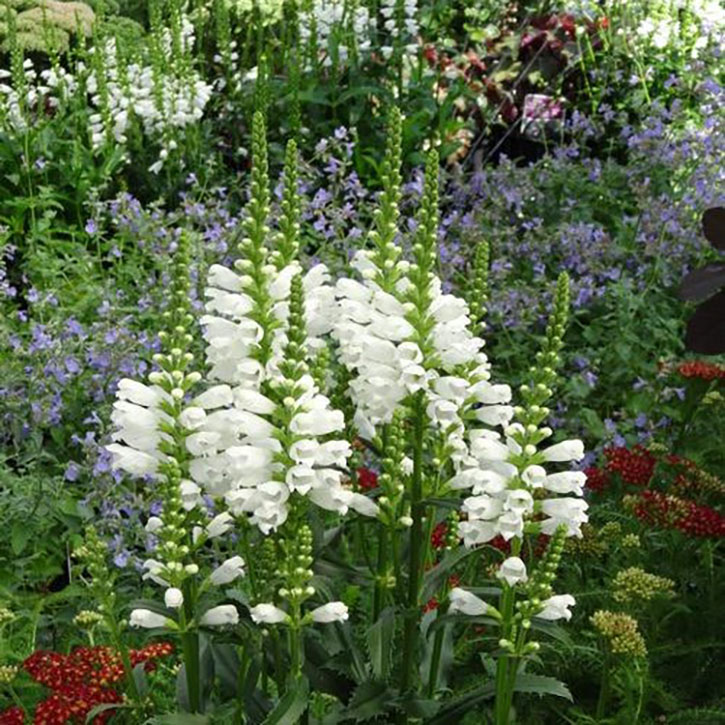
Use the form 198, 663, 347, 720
249, 600, 350, 625
299, 0, 374, 67
188, 261, 378, 532
630, 0, 723, 56
87, 21, 211, 169
334, 251, 513, 443
457, 435, 588, 547
0, 59, 76, 132
380, 0, 419, 58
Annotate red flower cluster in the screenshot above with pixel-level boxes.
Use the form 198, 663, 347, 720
0, 708, 24, 725
632, 491, 725, 538
587, 445, 725, 539
3, 643, 174, 724
604, 445, 657, 486
356, 467, 378, 491
676, 360, 725, 380
431, 522, 448, 549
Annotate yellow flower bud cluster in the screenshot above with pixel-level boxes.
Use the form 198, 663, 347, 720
564, 523, 606, 557
612, 567, 674, 604
0, 665, 18, 684
0, 607, 14, 626
621, 533, 641, 549
590, 610, 647, 657
598, 521, 622, 540
74, 610, 105, 629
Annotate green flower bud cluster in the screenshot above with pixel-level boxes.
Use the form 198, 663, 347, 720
254, 537, 280, 605
0, 607, 14, 626
514, 272, 570, 440
236, 110, 279, 367
590, 610, 647, 658
405, 148, 440, 365
621, 533, 641, 550
518, 524, 567, 626
74, 609, 105, 630
310, 344, 331, 394
374, 409, 408, 530
76, 526, 118, 619
0, 665, 18, 684
444, 511, 460, 549
270, 139, 302, 270
277, 525, 315, 611
467, 239, 490, 333
612, 567, 674, 605
368, 107, 404, 294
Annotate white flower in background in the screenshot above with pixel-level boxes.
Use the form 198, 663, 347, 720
309, 601, 349, 623
200, 604, 240, 626
250, 603, 290, 624
497, 557, 528, 587
448, 588, 488, 616
130, 609, 171, 629
209, 556, 246, 586
535, 594, 576, 621
164, 588, 184, 609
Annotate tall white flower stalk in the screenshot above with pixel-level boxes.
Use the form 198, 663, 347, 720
452, 272, 588, 724
107, 234, 243, 714
188, 111, 376, 688
333, 108, 516, 691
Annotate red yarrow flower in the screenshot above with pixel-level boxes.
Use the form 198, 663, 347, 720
676, 360, 725, 381
356, 467, 378, 491
0, 707, 24, 725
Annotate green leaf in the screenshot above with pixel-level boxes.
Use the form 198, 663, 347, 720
147, 715, 210, 725
85, 702, 132, 723
512, 673, 573, 701
366, 607, 395, 680
262, 676, 309, 725
428, 682, 496, 724
341, 680, 393, 722
210, 643, 240, 699
132, 663, 148, 698
11, 522, 32, 555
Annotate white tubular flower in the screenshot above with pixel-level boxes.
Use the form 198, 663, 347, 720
250, 603, 290, 625
106, 444, 159, 476
540, 498, 589, 537
116, 378, 170, 407
209, 556, 246, 586
459, 520, 497, 547
164, 588, 184, 609
449, 588, 488, 616
497, 557, 528, 587
543, 471, 587, 495
310, 601, 349, 623
200, 604, 240, 626
193, 384, 234, 409
130, 609, 171, 629
535, 594, 576, 621
141, 559, 169, 587
540, 439, 585, 462
145, 517, 164, 534
206, 512, 234, 539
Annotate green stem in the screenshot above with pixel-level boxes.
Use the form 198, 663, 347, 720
373, 524, 390, 621
427, 615, 445, 697
400, 393, 426, 693
596, 652, 611, 721
494, 538, 522, 725
179, 602, 201, 713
